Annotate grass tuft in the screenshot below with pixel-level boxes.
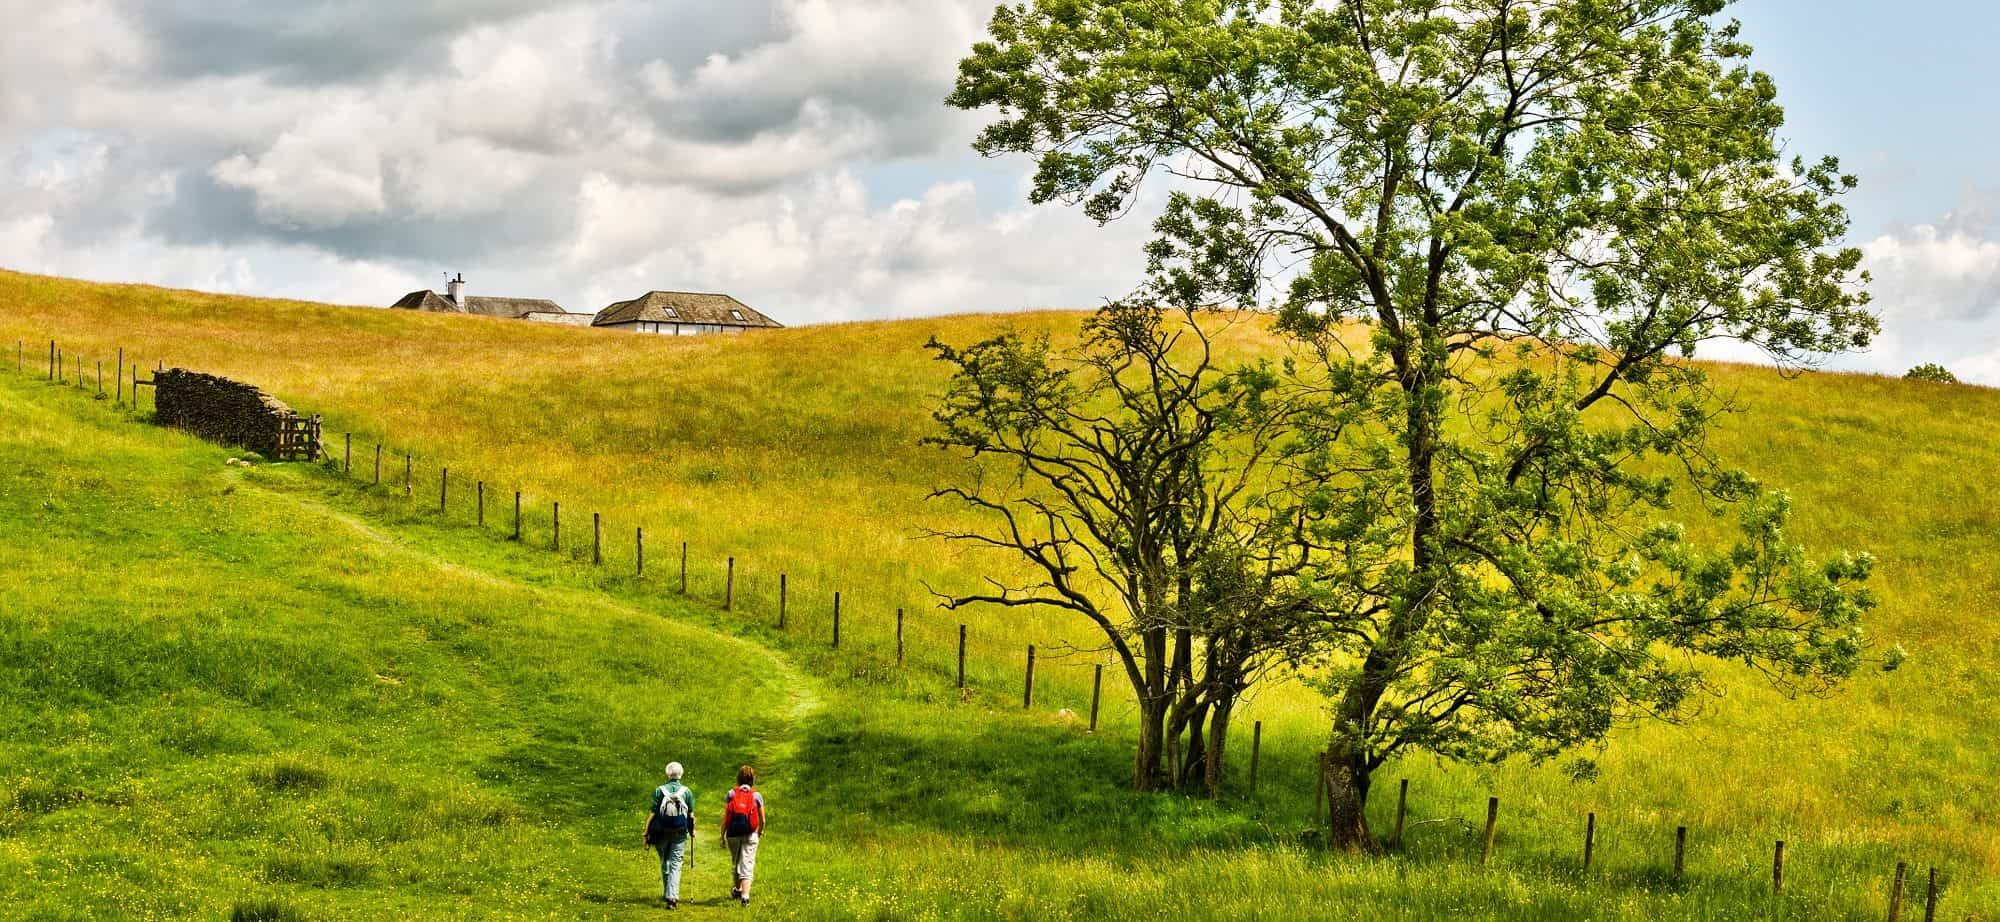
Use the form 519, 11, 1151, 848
230, 899, 309, 921
250, 757, 330, 793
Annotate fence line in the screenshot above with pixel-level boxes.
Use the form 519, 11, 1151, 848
24, 338, 1139, 736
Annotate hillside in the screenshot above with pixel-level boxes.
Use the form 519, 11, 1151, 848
2, 268, 1996, 918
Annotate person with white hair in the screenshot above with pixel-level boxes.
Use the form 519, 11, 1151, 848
643, 760, 697, 909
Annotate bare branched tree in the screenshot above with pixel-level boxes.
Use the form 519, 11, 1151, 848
924, 301, 1350, 794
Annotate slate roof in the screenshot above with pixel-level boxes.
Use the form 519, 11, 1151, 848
592, 291, 783, 329
390, 290, 565, 319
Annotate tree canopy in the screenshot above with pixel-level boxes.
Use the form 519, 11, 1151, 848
951, 0, 1882, 846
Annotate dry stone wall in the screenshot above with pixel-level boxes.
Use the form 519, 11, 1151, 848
154, 369, 315, 459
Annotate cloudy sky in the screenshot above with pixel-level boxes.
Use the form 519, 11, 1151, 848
3, 1, 1998, 382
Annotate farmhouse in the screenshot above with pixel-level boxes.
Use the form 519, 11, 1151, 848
592, 291, 783, 335
390, 273, 583, 321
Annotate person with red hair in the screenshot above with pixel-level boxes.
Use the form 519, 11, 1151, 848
719, 764, 767, 907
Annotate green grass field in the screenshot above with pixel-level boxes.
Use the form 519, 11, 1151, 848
1, 269, 1995, 919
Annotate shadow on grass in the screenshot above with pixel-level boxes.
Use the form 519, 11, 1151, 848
778, 696, 1292, 855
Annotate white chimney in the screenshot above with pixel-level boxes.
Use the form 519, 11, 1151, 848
447, 272, 465, 306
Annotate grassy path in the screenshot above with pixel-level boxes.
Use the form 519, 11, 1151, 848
249, 475, 827, 729
245, 476, 829, 915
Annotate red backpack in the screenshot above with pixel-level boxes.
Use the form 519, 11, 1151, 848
725, 786, 760, 836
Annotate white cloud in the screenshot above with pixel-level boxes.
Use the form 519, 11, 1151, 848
210, 99, 393, 228
0, 1, 147, 139
1850, 202, 2000, 384
564, 169, 1154, 322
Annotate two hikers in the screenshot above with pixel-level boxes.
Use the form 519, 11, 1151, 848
644, 761, 766, 909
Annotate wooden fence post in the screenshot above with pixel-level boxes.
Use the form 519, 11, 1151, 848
1023, 644, 1035, 708
1674, 826, 1687, 881
957, 625, 967, 689
440, 468, 448, 514
1583, 812, 1596, 871
477, 481, 484, 525
1247, 721, 1262, 792
513, 491, 522, 541
680, 542, 688, 594
97, 361, 103, 395
344, 434, 351, 474
831, 592, 841, 648
374, 444, 382, 484
895, 608, 904, 665
1889, 861, 1907, 922
592, 512, 601, 565
116, 348, 122, 402
725, 557, 735, 610
1481, 797, 1499, 866
1774, 840, 1785, 894
1313, 751, 1326, 826
1924, 866, 1939, 922
47, 340, 53, 381
552, 502, 561, 551
403, 454, 411, 496
778, 574, 787, 628
1088, 664, 1102, 732
636, 527, 645, 577
1390, 778, 1408, 848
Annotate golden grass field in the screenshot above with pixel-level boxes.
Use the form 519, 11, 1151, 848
3, 267, 1995, 917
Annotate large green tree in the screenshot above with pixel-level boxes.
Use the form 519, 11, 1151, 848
951, 0, 1882, 846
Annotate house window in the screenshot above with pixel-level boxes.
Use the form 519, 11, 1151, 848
664, 308, 679, 319
729, 309, 746, 322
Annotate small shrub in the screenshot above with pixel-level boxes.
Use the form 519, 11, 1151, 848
251, 758, 329, 793
1905, 362, 1959, 383
10, 781, 88, 814
263, 854, 374, 887
230, 900, 307, 922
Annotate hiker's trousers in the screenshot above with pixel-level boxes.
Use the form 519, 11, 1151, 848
654, 835, 688, 900
727, 833, 760, 882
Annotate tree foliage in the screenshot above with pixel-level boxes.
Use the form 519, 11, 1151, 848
951, 0, 1881, 844
1904, 363, 1958, 384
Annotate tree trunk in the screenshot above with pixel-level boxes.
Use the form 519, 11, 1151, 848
1134, 692, 1168, 791
1178, 699, 1210, 792
1202, 694, 1234, 798
1319, 319, 1440, 850
1323, 743, 1374, 850
1134, 604, 1168, 790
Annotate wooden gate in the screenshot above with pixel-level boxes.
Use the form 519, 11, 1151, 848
275, 414, 322, 462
